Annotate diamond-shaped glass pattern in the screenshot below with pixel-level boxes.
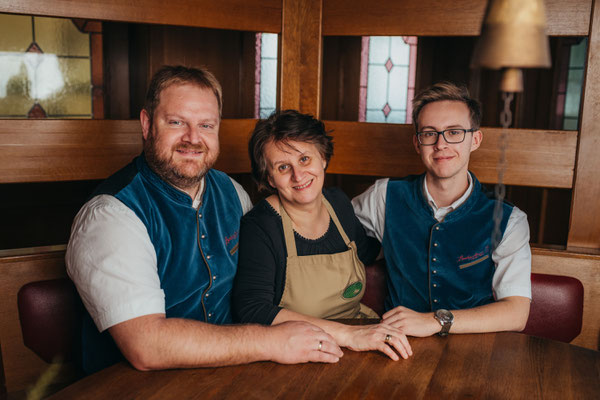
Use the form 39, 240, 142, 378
0, 13, 93, 118
363, 36, 415, 124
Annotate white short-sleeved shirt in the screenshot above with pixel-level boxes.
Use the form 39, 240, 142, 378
66, 177, 252, 332
352, 176, 531, 301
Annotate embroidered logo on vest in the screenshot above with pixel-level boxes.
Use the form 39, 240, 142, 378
342, 281, 363, 299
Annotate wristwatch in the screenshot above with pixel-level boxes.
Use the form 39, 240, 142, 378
434, 309, 454, 336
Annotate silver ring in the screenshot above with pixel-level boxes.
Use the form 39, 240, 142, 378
318, 341, 323, 351
385, 334, 392, 343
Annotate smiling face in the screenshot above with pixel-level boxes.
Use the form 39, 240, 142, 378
413, 100, 482, 185
140, 83, 220, 196
264, 139, 327, 209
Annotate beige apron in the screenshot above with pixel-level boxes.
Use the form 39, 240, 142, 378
278, 196, 379, 319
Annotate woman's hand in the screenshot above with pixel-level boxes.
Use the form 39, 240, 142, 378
340, 322, 413, 361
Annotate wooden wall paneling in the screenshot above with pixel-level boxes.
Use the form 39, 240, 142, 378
0, 0, 282, 33
531, 248, 600, 350
321, 36, 362, 121
280, 0, 323, 116
322, 0, 591, 36
144, 26, 256, 119
0, 119, 257, 183
0, 120, 142, 183
104, 22, 131, 119
568, 0, 600, 251
0, 249, 69, 393
324, 121, 577, 188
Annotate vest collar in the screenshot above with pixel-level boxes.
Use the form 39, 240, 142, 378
136, 154, 199, 207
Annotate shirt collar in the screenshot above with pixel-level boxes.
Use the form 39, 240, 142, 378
423, 172, 473, 214
191, 178, 205, 209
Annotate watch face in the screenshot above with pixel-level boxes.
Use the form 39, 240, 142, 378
435, 309, 453, 323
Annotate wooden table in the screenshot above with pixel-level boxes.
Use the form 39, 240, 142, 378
51, 332, 599, 399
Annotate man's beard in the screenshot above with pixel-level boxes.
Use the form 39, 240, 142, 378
144, 130, 219, 191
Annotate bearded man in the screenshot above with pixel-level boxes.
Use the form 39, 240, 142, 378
66, 66, 342, 375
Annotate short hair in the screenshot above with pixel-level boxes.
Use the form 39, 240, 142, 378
144, 65, 223, 124
411, 82, 481, 131
249, 110, 334, 193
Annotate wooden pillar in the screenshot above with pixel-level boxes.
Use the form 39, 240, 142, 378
279, 0, 323, 116
568, 0, 600, 251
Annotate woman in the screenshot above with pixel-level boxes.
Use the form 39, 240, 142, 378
233, 110, 411, 360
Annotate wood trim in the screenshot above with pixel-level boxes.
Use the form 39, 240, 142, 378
322, 0, 591, 36
279, 0, 323, 117
0, 120, 577, 187
531, 247, 600, 350
568, 0, 600, 251
324, 121, 577, 188
0, 119, 257, 183
0, 0, 282, 33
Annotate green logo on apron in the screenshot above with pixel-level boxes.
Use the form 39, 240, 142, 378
342, 281, 363, 299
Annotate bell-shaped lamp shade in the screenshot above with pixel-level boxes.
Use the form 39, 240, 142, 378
471, 0, 551, 92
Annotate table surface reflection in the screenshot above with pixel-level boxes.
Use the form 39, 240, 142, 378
51, 332, 600, 399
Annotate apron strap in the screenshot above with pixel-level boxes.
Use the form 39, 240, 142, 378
321, 196, 352, 246
279, 201, 298, 257
279, 195, 354, 258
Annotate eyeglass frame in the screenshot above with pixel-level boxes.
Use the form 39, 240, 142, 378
415, 128, 477, 146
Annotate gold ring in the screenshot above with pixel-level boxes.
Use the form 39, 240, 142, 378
385, 334, 392, 343
318, 341, 323, 351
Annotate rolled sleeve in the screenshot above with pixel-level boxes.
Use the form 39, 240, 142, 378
66, 195, 165, 332
491, 206, 532, 300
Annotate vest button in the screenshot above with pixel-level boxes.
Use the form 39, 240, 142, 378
199, 213, 203, 218
213, 275, 217, 280
432, 257, 437, 262
201, 234, 206, 239
208, 312, 212, 318
433, 283, 437, 288
206, 255, 212, 260
435, 226, 440, 230
433, 299, 438, 303
432, 270, 437, 274
433, 242, 438, 247
205, 293, 210, 298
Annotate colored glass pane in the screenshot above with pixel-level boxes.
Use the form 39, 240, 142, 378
390, 36, 410, 66
0, 54, 32, 116
259, 33, 278, 118
35, 16, 89, 57
363, 36, 416, 124
0, 14, 32, 51
366, 64, 388, 110
368, 36, 390, 64
563, 38, 587, 129
38, 57, 91, 117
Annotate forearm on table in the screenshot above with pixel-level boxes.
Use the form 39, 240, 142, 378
272, 309, 351, 346
450, 296, 531, 334
109, 314, 271, 371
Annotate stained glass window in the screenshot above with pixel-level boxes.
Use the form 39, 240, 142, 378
255, 32, 278, 119
563, 38, 587, 130
0, 13, 95, 118
359, 36, 417, 124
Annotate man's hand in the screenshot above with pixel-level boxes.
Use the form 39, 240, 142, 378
267, 321, 343, 364
382, 306, 440, 337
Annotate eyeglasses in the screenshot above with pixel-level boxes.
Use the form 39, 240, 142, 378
416, 128, 476, 145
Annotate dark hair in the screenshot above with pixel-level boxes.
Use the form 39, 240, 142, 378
249, 110, 334, 192
411, 82, 481, 131
144, 65, 223, 125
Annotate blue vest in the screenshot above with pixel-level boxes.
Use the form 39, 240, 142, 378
382, 173, 512, 313
81, 155, 243, 374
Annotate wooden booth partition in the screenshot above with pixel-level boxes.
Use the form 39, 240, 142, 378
1, 0, 600, 395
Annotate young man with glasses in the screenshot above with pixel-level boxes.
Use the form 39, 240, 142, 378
352, 82, 531, 337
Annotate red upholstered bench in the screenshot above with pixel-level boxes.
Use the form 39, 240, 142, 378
17, 278, 83, 364
361, 260, 584, 343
